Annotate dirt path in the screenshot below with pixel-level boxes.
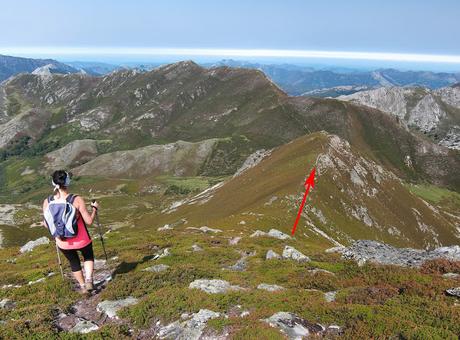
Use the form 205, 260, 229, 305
54, 258, 121, 333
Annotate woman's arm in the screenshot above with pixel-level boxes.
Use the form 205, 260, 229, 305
42, 198, 49, 229
74, 196, 98, 225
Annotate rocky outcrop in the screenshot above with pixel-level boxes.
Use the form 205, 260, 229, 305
189, 279, 244, 294
335, 240, 460, 267
96, 297, 139, 319
0, 108, 51, 149
233, 149, 271, 177
282, 246, 310, 262
73, 139, 218, 178
257, 283, 285, 292
446, 287, 460, 298
20, 236, 50, 253
158, 309, 220, 340
143, 264, 169, 273
263, 312, 342, 339
250, 229, 290, 240
339, 86, 460, 149
45, 139, 100, 170
266, 250, 282, 260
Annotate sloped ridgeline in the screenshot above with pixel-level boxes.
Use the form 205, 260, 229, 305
0, 60, 459, 191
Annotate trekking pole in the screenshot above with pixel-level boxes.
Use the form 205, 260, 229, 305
55, 241, 64, 279
92, 200, 108, 261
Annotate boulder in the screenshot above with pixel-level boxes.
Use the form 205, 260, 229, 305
324, 291, 337, 302
282, 246, 310, 262
143, 264, 170, 273
191, 244, 203, 252
266, 250, 282, 260
0, 298, 15, 310
446, 287, 460, 298
189, 279, 243, 294
267, 229, 291, 240
20, 236, 50, 253
263, 312, 341, 339
250, 229, 290, 240
257, 283, 285, 292
70, 319, 99, 334
229, 237, 241, 245
97, 297, 139, 319
158, 309, 220, 340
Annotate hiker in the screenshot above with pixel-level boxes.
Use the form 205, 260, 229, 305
42, 170, 99, 294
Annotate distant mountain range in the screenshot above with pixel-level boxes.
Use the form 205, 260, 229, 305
208, 60, 460, 96
2, 54, 460, 98
0, 54, 78, 81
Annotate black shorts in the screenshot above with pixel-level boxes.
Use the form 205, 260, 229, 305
59, 242, 94, 272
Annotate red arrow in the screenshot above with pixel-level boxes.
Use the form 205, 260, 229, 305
291, 167, 316, 236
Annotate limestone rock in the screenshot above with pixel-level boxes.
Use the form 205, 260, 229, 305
20, 236, 50, 253
446, 287, 460, 298
257, 283, 285, 292
158, 309, 220, 340
263, 312, 341, 339
189, 279, 243, 294
70, 319, 99, 334
266, 250, 282, 260
97, 297, 139, 319
143, 264, 170, 273
340, 240, 460, 267
282, 246, 310, 262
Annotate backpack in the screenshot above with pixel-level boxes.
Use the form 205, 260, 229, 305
44, 194, 79, 239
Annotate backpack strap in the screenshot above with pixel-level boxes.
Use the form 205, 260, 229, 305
66, 194, 79, 204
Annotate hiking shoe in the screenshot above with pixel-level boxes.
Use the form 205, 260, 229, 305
78, 286, 89, 295
84, 281, 94, 292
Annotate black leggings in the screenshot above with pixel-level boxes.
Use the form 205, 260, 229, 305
59, 243, 94, 272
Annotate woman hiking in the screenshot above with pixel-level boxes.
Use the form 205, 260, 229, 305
42, 170, 99, 294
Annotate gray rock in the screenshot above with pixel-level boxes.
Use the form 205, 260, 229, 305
266, 250, 282, 260
70, 319, 99, 334
308, 268, 335, 275
20, 236, 50, 253
263, 312, 334, 339
143, 264, 170, 273
227, 258, 247, 271
257, 283, 285, 292
158, 224, 173, 231
187, 226, 222, 233
191, 244, 203, 252
446, 287, 460, 298
153, 248, 171, 260
324, 291, 337, 302
443, 273, 460, 280
158, 309, 220, 340
229, 237, 241, 245
97, 297, 139, 319
250, 229, 290, 240
0, 298, 15, 310
339, 240, 460, 267
189, 279, 244, 294
233, 149, 271, 177
250, 230, 266, 238
267, 229, 291, 240
282, 246, 310, 262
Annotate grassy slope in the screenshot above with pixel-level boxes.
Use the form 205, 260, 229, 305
0, 178, 459, 338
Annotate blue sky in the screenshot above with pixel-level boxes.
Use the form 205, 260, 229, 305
1, 0, 459, 68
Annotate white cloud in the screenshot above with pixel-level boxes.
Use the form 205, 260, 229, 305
2, 47, 460, 64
